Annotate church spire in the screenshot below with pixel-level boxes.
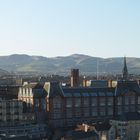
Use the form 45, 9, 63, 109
122, 56, 128, 80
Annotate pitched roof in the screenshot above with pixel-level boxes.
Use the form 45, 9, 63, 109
115, 80, 140, 96
63, 87, 115, 97
115, 112, 140, 121
65, 130, 99, 139
44, 82, 65, 98
94, 121, 111, 131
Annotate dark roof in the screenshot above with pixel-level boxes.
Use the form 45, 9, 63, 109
33, 89, 47, 98
94, 121, 111, 131
65, 130, 98, 139
115, 80, 140, 96
44, 82, 65, 98
63, 87, 115, 97
33, 84, 44, 89
114, 112, 140, 121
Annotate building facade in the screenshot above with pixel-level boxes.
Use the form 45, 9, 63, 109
0, 85, 20, 100
110, 112, 140, 140
18, 80, 140, 130
18, 83, 47, 113
45, 80, 140, 129
17, 57, 140, 140
0, 99, 23, 123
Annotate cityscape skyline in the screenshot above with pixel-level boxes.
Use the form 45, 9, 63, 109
0, 0, 140, 58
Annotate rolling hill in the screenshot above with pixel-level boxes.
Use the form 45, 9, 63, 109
0, 54, 140, 75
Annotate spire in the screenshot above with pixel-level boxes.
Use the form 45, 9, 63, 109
122, 56, 128, 80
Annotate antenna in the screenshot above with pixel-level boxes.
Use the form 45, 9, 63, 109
96, 59, 99, 80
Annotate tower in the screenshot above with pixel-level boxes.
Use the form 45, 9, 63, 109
71, 69, 79, 87
122, 56, 128, 80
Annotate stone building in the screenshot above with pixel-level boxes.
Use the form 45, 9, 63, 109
0, 85, 20, 100
18, 57, 140, 139
18, 82, 47, 113
110, 112, 140, 140
0, 99, 23, 124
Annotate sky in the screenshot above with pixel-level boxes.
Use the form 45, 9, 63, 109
0, 0, 140, 58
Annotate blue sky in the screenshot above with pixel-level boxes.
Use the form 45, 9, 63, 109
0, 0, 140, 58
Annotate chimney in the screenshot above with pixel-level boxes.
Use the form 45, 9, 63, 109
83, 76, 87, 87
71, 69, 79, 87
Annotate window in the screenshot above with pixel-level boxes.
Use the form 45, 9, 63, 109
125, 96, 129, 105
107, 107, 113, 115
83, 108, 89, 117
19, 88, 22, 95
117, 106, 122, 115
26, 88, 29, 96
83, 98, 89, 107
66, 98, 72, 108
100, 107, 105, 116
53, 109, 61, 119
34, 99, 39, 111
41, 99, 46, 110
53, 97, 61, 108
91, 98, 97, 106
74, 98, 81, 107
92, 108, 97, 116
138, 96, 140, 104
66, 109, 72, 118
29, 88, 32, 96
125, 106, 129, 112
138, 105, 140, 112
107, 97, 113, 106
130, 96, 135, 104
130, 105, 135, 112
99, 98, 106, 106
117, 97, 122, 105
75, 108, 81, 117
35, 99, 39, 106
22, 88, 25, 96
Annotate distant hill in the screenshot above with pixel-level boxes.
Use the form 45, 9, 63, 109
0, 68, 10, 75
0, 54, 139, 75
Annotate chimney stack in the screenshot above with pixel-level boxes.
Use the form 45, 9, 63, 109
71, 69, 79, 87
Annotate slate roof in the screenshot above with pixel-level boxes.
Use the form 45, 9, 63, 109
44, 82, 65, 98
43, 81, 115, 98
42, 80, 140, 98
65, 130, 99, 139
115, 112, 140, 121
63, 87, 115, 97
115, 80, 140, 96
33, 89, 47, 98
94, 121, 111, 131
